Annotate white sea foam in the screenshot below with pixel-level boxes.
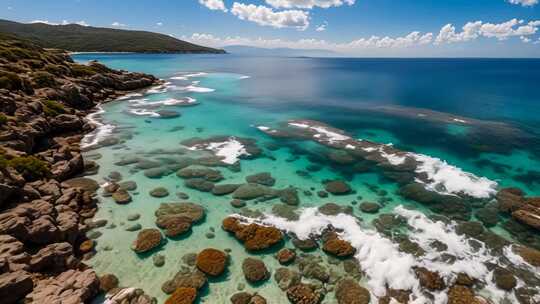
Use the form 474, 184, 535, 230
116, 92, 143, 100
234, 205, 527, 303
81, 106, 115, 148
378, 147, 406, 165
128, 109, 160, 117
170, 76, 188, 80
182, 83, 215, 93
411, 154, 498, 198
288, 122, 350, 143
239, 75, 251, 79
257, 126, 270, 131
345, 144, 356, 150
187, 137, 249, 164
452, 118, 467, 123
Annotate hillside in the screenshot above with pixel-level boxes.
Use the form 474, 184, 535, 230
0, 19, 225, 54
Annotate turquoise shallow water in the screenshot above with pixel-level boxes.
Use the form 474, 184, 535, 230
74, 54, 540, 303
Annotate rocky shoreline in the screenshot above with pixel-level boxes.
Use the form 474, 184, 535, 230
0, 36, 160, 303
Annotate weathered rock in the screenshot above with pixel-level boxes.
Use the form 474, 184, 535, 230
222, 217, 283, 251
62, 177, 99, 192
512, 203, 540, 230
149, 187, 169, 198
184, 178, 214, 192
29, 242, 75, 272
112, 189, 132, 204
414, 267, 445, 291
25, 269, 99, 304
292, 237, 318, 251
0, 271, 33, 304
232, 183, 277, 200
322, 233, 355, 258
118, 181, 137, 191
447, 285, 485, 304
324, 180, 351, 195
246, 172, 275, 186
177, 167, 223, 182
274, 268, 302, 291
318, 203, 353, 216
162, 269, 207, 294
359, 202, 381, 214
286, 284, 322, 304
276, 248, 296, 265
196, 248, 228, 277
335, 278, 370, 304
513, 245, 540, 267
105, 287, 156, 304
131, 229, 163, 253
165, 287, 197, 304
153, 254, 165, 267
230, 199, 246, 208
475, 207, 499, 227
492, 267, 517, 291
242, 258, 269, 283
99, 273, 119, 292
280, 187, 300, 206
155, 202, 205, 223
212, 184, 242, 196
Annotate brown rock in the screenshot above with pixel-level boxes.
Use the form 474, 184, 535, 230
242, 258, 269, 283
513, 246, 540, 267
335, 278, 370, 304
414, 267, 445, 291
0, 271, 33, 304
447, 285, 484, 304
286, 284, 322, 304
324, 180, 351, 195
25, 269, 99, 304
222, 217, 283, 251
99, 273, 119, 292
131, 229, 163, 253
492, 267, 517, 291
196, 248, 228, 277
512, 203, 540, 230
112, 188, 132, 204
276, 248, 296, 265
165, 287, 197, 304
322, 233, 355, 258
79, 239, 95, 253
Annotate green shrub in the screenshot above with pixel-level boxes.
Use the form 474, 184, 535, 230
23, 59, 45, 69
0, 71, 23, 90
32, 71, 57, 88
42, 100, 65, 116
7, 156, 50, 180
70, 64, 97, 77
0, 113, 7, 126
0, 154, 7, 171
44, 64, 70, 76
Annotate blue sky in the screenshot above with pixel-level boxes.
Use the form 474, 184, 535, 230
2, 0, 540, 57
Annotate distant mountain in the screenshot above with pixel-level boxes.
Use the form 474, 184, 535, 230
0, 19, 225, 54
224, 45, 338, 57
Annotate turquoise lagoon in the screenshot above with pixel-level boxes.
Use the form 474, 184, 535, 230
74, 54, 540, 303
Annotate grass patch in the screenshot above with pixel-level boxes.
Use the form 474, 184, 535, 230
32, 71, 57, 88
42, 100, 66, 117
69, 64, 98, 77
0, 113, 7, 126
7, 155, 50, 180
0, 71, 23, 90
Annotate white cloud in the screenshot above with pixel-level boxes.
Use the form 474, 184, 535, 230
265, 0, 355, 9
436, 18, 540, 44
185, 31, 433, 53
30, 20, 89, 27
231, 2, 310, 30
520, 36, 532, 43
112, 22, 127, 27
31, 20, 58, 25
316, 21, 328, 32
508, 0, 538, 6
7, 6, 12, 10
199, 0, 228, 12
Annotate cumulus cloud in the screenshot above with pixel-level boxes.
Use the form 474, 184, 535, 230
111, 22, 126, 27
231, 2, 310, 30
520, 36, 532, 43
316, 21, 328, 32
199, 0, 228, 12
508, 0, 538, 6
156, 22, 163, 26
30, 20, 89, 26
436, 18, 540, 44
185, 31, 433, 53
265, 0, 355, 9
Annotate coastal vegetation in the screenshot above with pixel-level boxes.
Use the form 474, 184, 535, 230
0, 19, 226, 54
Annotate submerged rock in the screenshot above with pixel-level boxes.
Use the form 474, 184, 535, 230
222, 217, 283, 251
196, 248, 228, 277
112, 189, 132, 204
212, 184, 242, 196
165, 287, 197, 304
246, 172, 276, 186
359, 202, 381, 214
335, 278, 370, 304
274, 268, 302, 291
149, 187, 169, 198
286, 284, 323, 304
414, 267, 445, 291
322, 232, 355, 258
276, 248, 296, 265
232, 183, 277, 200
242, 258, 270, 283
99, 274, 119, 292
131, 229, 163, 253
162, 269, 207, 294
324, 180, 352, 195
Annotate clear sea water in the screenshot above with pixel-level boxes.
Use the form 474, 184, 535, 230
73, 54, 540, 303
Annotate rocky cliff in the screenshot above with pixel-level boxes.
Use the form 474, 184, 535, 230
0, 34, 158, 303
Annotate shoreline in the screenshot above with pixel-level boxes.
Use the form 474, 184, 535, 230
0, 36, 162, 304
